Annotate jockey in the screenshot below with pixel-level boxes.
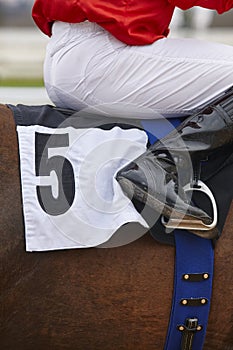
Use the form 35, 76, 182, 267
32, 0, 233, 226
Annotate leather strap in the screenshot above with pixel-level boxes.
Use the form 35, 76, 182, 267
164, 230, 214, 350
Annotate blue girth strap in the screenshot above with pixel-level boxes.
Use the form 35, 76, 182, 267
141, 118, 215, 350
164, 230, 214, 350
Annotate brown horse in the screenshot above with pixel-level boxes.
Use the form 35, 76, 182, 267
0, 104, 233, 350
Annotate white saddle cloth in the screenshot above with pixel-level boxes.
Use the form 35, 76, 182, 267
17, 124, 149, 251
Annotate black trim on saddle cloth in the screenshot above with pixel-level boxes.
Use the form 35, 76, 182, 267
8, 103, 233, 246
8, 104, 144, 132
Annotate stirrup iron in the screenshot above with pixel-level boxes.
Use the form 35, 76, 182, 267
162, 180, 218, 234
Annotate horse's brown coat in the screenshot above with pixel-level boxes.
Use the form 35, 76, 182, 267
0, 104, 232, 350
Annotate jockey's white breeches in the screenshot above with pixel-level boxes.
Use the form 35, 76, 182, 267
44, 21, 233, 119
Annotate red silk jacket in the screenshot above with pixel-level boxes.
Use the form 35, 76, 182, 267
32, 0, 233, 45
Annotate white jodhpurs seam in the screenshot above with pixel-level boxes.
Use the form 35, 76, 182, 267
44, 21, 233, 119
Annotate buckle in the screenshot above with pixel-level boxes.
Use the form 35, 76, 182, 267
161, 180, 218, 235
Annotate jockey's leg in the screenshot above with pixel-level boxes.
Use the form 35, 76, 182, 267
43, 21, 233, 117
43, 21, 233, 235
116, 86, 233, 236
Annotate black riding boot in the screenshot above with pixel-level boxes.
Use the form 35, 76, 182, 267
116, 86, 233, 230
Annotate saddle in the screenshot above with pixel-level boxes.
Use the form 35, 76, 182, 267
9, 103, 233, 246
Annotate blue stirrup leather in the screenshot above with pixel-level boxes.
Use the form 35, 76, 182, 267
142, 119, 214, 350
165, 231, 214, 350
